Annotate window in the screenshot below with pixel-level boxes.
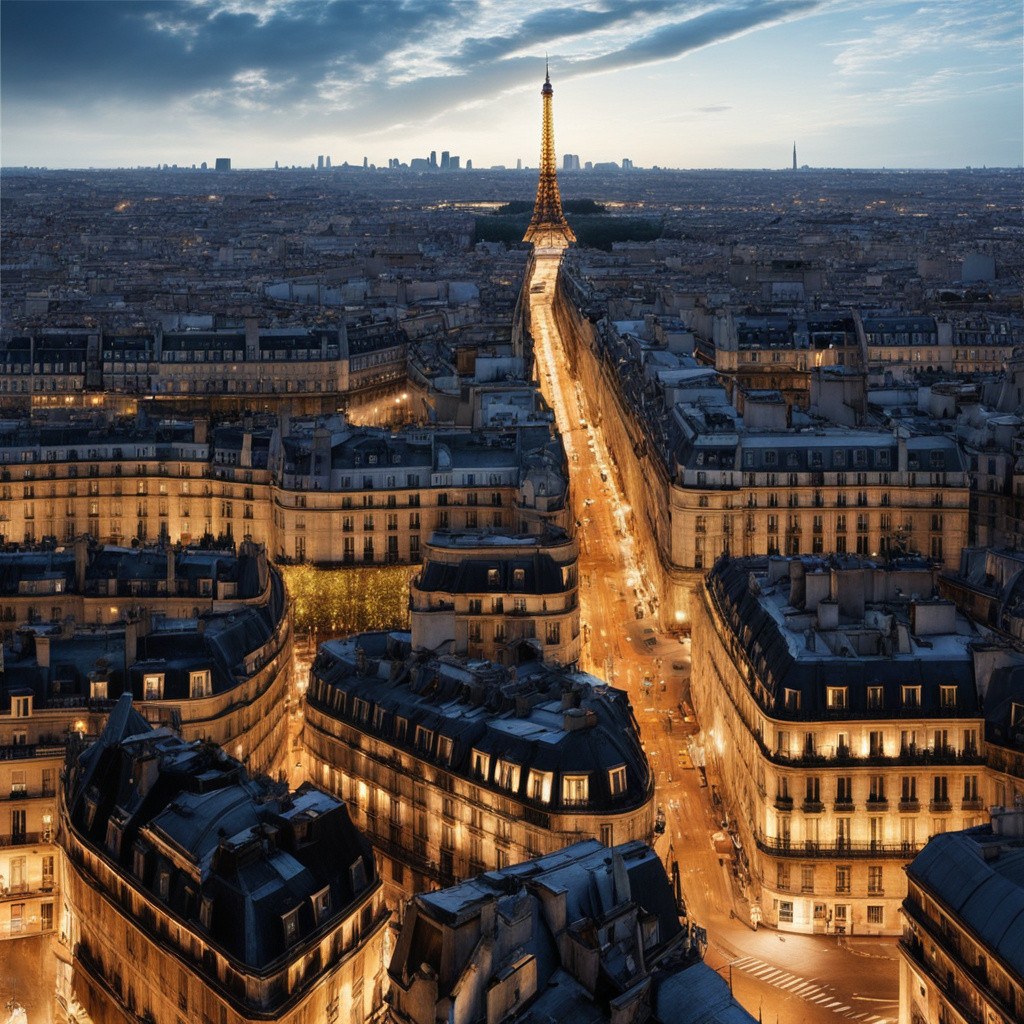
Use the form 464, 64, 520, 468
12, 696, 30, 718
866, 905, 883, 925
414, 726, 434, 754
836, 777, 852, 804
471, 750, 490, 780
776, 863, 791, 891
281, 908, 300, 946
826, 687, 847, 710
157, 869, 170, 900
778, 901, 794, 924
189, 669, 211, 699
869, 776, 885, 802
143, 673, 163, 701
901, 685, 921, 708
437, 735, 453, 763
939, 685, 957, 709
495, 759, 520, 792
562, 774, 589, 806
311, 887, 331, 925
527, 770, 552, 803
801, 865, 815, 892
608, 765, 627, 797
901, 776, 917, 802
836, 818, 851, 850
835, 865, 851, 894
866, 686, 883, 710
869, 731, 884, 757
783, 689, 801, 712
867, 866, 883, 895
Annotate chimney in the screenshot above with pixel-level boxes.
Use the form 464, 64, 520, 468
166, 548, 175, 595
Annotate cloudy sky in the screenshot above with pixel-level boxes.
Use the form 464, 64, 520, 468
2, 0, 1021, 169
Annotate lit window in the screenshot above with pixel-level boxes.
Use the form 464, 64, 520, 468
414, 726, 434, 753
866, 686, 883, 710
437, 736, 453, 763
189, 669, 211, 699
471, 750, 490, 780
608, 765, 627, 797
939, 685, 957, 709
157, 869, 170, 901
826, 687, 847, 710
143, 673, 164, 701
495, 759, 520, 792
526, 770, 553, 803
562, 774, 589, 806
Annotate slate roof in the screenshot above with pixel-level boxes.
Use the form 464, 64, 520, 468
64, 694, 379, 971
908, 826, 1024, 982
705, 556, 982, 719
308, 634, 652, 814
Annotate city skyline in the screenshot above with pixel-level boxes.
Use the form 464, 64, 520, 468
1, 0, 1021, 170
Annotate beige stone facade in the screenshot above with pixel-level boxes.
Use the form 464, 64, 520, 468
691, 556, 998, 936
302, 637, 655, 913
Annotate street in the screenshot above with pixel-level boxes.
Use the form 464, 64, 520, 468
526, 252, 900, 1024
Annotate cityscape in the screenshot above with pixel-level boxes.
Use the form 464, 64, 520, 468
1, 3, 1024, 1024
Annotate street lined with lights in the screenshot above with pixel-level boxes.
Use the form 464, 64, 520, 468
526, 251, 900, 1024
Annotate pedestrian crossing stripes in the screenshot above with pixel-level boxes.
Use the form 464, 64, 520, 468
729, 956, 894, 1022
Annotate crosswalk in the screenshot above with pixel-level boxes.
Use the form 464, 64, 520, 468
729, 956, 895, 1022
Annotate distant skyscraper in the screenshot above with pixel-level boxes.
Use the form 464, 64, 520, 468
214, 157, 231, 171
466, 159, 472, 170
317, 154, 324, 170
450, 155, 460, 170
523, 62, 576, 248
430, 150, 437, 169
793, 142, 797, 170
517, 157, 522, 170
325, 155, 331, 169
441, 150, 450, 171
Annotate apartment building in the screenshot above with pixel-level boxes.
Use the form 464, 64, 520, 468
303, 633, 655, 909
670, 401, 969, 588
899, 811, 1023, 1024
58, 696, 389, 1024
389, 839, 755, 1024
691, 555, 1006, 935
0, 541, 291, 945
0, 416, 570, 568
408, 526, 580, 666
0, 321, 407, 415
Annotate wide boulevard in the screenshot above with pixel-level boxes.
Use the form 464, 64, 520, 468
527, 251, 901, 1024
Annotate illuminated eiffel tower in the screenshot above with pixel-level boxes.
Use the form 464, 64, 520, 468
523, 61, 576, 248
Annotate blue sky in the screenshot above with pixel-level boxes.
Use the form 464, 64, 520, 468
2, 0, 1021, 169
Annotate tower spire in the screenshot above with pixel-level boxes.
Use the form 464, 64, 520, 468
523, 61, 576, 249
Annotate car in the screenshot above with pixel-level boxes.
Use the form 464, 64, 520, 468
672, 661, 687, 671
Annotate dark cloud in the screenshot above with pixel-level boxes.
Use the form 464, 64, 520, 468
0, 0, 823, 155
456, 1, 675, 66
0, 0, 471, 104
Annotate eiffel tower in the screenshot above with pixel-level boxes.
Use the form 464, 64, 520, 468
523, 61, 576, 248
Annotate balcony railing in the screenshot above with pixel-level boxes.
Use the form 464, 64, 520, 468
929, 799, 952, 812
755, 832, 923, 859
0, 832, 46, 847
898, 799, 920, 812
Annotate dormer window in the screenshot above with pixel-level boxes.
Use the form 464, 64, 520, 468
132, 843, 147, 879
471, 749, 490, 780
608, 765, 627, 797
190, 669, 211, 699
826, 687, 848, 710
487, 568, 499, 587
495, 759, 520, 792
414, 726, 434, 753
311, 886, 331, 925
157, 868, 170, 901
143, 673, 164, 701
105, 820, 123, 857
394, 716, 408, 743
199, 896, 214, 930
939, 685, 957, 709
437, 735, 453, 763
90, 678, 108, 700
527, 770, 553, 803
513, 568, 525, 589
281, 907, 300, 947
901, 685, 921, 709
11, 696, 31, 718
562, 774, 589, 807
